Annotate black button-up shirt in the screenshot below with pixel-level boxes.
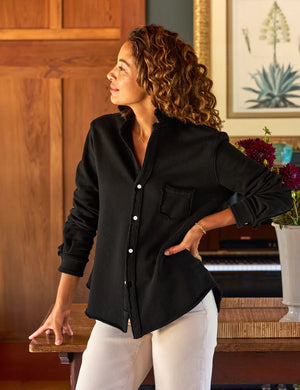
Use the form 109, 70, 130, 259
58, 109, 292, 339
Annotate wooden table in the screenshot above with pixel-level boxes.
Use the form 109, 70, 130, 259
29, 298, 300, 389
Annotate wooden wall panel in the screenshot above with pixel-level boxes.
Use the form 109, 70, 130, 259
63, 78, 116, 302
64, 0, 121, 28
0, 0, 49, 28
0, 41, 121, 79
0, 79, 62, 337
121, 0, 145, 40
0, 0, 145, 339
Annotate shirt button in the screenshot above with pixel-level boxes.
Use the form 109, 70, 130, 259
133, 215, 138, 220
137, 184, 142, 189
128, 248, 134, 253
124, 280, 127, 286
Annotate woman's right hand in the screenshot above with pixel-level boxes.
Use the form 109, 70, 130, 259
29, 273, 80, 345
28, 304, 73, 346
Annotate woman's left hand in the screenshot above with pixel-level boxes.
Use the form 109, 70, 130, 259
164, 224, 204, 260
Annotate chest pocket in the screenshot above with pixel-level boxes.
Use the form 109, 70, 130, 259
160, 183, 195, 219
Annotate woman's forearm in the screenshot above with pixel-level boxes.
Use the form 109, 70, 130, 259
164, 208, 237, 256
55, 273, 80, 309
195, 208, 236, 234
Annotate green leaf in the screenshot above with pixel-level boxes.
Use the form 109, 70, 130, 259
243, 87, 260, 93
288, 85, 300, 91
284, 94, 300, 98
250, 73, 264, 90
268, 65, 277, 92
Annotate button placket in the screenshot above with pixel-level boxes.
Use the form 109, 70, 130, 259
124, 179, 145, 336
119, 123, 160, 338
123, 128, 160, 337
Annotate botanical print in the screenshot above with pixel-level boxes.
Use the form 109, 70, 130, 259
229, 0, 300, 116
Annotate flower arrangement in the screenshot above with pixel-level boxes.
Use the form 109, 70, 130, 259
235, 126, 300, 227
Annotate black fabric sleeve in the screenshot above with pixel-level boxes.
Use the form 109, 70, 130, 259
58, 124, 99, 276
214, 133, 293, 228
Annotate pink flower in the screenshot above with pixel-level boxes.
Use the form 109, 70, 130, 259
237, 138, 275, 168
279, 164, 300, 190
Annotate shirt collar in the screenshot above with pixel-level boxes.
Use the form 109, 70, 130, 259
117, 105, 176, 126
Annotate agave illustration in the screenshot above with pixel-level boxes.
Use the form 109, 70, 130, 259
243, 63, 300, 108
259, 1, 290, 65
243, 1, 300, 109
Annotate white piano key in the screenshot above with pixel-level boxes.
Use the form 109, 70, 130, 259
204, 264, 281, 272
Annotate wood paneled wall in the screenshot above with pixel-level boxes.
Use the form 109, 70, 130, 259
0, 0, 145, 339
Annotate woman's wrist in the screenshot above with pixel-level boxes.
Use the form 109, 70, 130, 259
54, 299, 72, 312
193, 209, 236, 236
193, 220, 208, 237
194, 221, 207, 235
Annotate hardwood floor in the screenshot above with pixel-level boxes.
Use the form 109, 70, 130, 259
0, 381, 70, 390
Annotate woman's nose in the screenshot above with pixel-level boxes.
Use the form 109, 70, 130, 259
107, 70, 115, 81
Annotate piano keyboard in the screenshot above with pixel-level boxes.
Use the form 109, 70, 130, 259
205, 263, 281, 271
201, 251, 281, 272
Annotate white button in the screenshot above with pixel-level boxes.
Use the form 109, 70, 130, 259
128, 248, 134, 253
124, 281, 127, 285
137, 184, 142, 189
133, 216, 138, 220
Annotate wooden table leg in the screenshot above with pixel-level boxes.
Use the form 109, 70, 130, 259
59, 352, 82, 390
70, 353, 82, 390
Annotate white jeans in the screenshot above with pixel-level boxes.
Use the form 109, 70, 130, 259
76, 289, 218, 390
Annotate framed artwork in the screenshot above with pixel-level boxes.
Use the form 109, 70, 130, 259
227, 0, 300, 118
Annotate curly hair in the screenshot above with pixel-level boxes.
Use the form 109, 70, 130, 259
120, 24, 222, 130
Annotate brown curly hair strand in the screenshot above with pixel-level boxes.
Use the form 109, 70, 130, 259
121, 24, 222, 131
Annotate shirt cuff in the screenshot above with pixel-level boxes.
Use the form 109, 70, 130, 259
58, 254, 87, 277
230, 200, 254, 229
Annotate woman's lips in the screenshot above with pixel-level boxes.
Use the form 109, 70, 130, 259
110, 86, 119, 92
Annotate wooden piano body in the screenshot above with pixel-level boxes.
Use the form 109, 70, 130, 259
199, 223, 282, 297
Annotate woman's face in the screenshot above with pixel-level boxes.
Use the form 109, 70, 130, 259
107, 41, 148, 107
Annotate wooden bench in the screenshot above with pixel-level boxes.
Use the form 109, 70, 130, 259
29, 298, 300, 389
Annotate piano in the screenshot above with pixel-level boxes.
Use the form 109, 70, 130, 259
199, 235, 283, 297
202, 250, 280, 272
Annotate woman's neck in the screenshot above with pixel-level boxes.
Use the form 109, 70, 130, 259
130, 100, 157, 141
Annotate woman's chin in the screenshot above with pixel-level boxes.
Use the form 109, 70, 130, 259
110, 96, 119, 105
110, 95, 124, 106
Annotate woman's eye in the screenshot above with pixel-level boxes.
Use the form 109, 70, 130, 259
118, 66, 125, 72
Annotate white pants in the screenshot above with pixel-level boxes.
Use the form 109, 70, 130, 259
76, 289, 218, 390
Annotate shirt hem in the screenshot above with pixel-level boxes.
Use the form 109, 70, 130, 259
85, 284, 221, 339
140, 288, 215, 337
85, 309, 129, 333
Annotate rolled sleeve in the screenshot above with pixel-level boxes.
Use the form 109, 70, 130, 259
214, 133, 293, 228
58, 123, 99, 276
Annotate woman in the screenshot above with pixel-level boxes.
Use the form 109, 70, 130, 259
29, 25, 292, 390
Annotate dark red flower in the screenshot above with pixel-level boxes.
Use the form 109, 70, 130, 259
279, 164, 300, 190
237, 138, 275, 168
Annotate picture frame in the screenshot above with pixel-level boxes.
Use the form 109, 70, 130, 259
227, 0, 300, 118
193, 0, 300, 138
193, 0, 211, 73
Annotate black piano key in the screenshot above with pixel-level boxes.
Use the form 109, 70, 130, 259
201, 253, 280, 265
